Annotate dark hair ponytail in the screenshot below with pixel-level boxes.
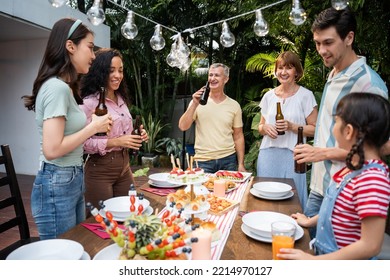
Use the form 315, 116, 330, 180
336, 92, 390, 170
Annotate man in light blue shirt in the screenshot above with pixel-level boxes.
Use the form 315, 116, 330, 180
293, 7, 389, 237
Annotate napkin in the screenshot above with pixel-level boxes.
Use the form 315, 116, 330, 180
81, 223, 125, 239
142, 187, 177, 196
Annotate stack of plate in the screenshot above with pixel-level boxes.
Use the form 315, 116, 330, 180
250, 181, 294, 200
6, 239, 90, 260
241, 211, 304, 243
101, 196, 152, 222
148, 173, 183, 188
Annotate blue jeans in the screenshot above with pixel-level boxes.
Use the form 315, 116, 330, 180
197, 153, 237, 174
304, 190, 324, 239
31, 162, 85, 240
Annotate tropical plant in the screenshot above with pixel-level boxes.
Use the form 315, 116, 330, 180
155, 137, 183, 158
141, 113, 168, 155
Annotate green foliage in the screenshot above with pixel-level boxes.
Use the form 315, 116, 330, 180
133, 167, 150, 177
155, 137, 183, 158
141, 113, 169, 155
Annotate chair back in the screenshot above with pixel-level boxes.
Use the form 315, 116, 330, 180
0, 144, 36, 259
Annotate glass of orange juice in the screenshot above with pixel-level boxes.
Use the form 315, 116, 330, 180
271, 221, 296, 260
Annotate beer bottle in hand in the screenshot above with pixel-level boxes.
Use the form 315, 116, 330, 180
294, 126, 306, 173
131, 115, 142, 156
199, 81, 210, 105
275, 102, 285, 135
95, 87, 108, 136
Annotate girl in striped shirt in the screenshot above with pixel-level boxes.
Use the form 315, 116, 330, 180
279, 93, 390, 259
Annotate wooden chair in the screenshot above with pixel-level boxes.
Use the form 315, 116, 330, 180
0, 144, 39, 259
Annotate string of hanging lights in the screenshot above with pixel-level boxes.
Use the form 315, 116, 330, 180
49, 0, 349, 70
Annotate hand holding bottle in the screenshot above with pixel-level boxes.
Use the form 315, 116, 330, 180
117, 134, 143, 150
275, 119, 289, 134
90, 113, 112, 135
199, 81, 210, 105
191, 83, 210, 106
139, 124, 149, 143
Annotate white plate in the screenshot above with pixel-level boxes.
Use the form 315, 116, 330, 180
93, 243, 122, 260
250, 189, 294, 200
241, 223, 304, 243
80, 251, 91, 260
103, 196, 150, 217
148, 173, 171, 184
100, 206, 154, 222
167, 176, 207, 185
214, 170, 252, 183
6, 239, 84, 260
242, 211, 298, 238
252, 181, 292, 198
148, 180, 182, 188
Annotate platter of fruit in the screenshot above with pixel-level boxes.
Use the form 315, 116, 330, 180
214, 170, 252, 183
88, 203, 198, 260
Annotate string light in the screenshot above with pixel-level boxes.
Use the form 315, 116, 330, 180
289, 0, 307, 26
166, 41, 180, 68
220, 22, 235, 48
253, 9, 269, 37
150, 24, 166, 51
51, 0, 326, 68
121, 11, 138, 39
331, 0, 349, 10
87, 0, 105, 26
48, 0, 66, 8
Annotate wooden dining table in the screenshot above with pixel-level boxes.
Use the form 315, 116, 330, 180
59, 176, 312, 260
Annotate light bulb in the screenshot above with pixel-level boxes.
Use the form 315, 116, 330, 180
121, 11, 138, 40
48, 0, 66, 7
177, 35, 191, 59
87, 0, 105, 26
166, 42, 180, 68
180, 57, 192, 72
331, 0, 348, 10
289, 0, 307, 26
150, 25, 165, 51
220, 21, 235, 48
253, 9, 269, 37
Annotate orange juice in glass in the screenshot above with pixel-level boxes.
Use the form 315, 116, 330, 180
271, 221, 296, 260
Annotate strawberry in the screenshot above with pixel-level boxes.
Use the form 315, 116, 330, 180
235, 172, 244, 179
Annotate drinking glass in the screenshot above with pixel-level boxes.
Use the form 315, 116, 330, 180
271, 221, 296, 260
